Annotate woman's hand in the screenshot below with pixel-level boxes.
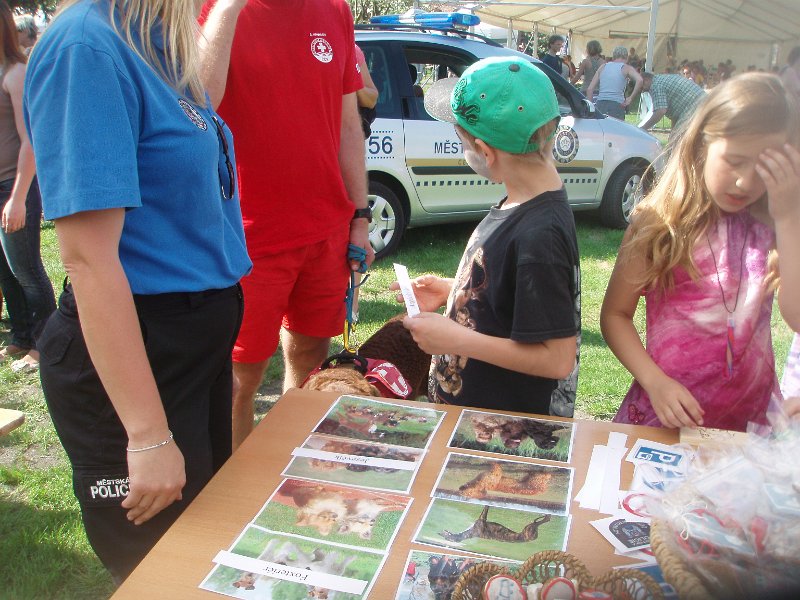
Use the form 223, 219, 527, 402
757, 144, 800, 222
402, 312, 463, 355
122, 439, 186, 525
645, 375, 705, 428
1, 196, 26, 233
390, 274, 452, 313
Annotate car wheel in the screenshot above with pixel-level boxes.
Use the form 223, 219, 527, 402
599, 163, 647, 228
368, 181, 406, 259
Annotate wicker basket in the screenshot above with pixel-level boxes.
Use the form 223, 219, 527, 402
450, 550, 664, 600
650, 519, 715, 600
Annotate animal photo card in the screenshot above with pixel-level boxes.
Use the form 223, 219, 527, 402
200, 527, 385, 600
253, 479, 412, 552
395, 550, 519, 600
413, 498, 571, 562
313, 395, 446, 450
449, 409, 575, 463
432, 453, 574, 516
283, 434, 425, 494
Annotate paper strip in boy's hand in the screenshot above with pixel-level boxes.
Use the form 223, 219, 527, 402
393, 263, 420, 317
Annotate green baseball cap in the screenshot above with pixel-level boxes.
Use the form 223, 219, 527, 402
424, 56, 560, 154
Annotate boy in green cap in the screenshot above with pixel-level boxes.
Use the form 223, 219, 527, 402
395, 56, 581, 417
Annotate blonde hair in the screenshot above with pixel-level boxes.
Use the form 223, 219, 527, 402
55, 0, 204, 102
456, 117, 559, 162
624, 72, 800, 292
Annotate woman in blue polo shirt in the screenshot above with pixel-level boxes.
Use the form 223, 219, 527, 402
24, 0, 251, 582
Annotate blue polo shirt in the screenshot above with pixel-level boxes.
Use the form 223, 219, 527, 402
24, 0, 251, 294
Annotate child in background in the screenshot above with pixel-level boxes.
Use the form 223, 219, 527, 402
394, 57, 581, 417
601, 72, 800, 432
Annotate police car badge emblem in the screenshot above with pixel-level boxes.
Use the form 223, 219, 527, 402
311, 37, 334, 63
553, 124, 579, 164
178, 98, 207, 131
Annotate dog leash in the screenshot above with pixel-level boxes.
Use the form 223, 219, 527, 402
343, 244, 370, 353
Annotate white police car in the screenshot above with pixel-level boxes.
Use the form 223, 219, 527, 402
357, 13, 661, 258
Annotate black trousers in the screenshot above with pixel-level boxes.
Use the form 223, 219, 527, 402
39, 282, 243, 582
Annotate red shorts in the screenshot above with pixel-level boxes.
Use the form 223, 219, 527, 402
233, 232, 350, 363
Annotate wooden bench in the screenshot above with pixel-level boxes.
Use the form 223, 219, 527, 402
0, 408, 24, 436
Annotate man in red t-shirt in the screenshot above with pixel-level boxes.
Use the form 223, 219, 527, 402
200, 0, 374, 449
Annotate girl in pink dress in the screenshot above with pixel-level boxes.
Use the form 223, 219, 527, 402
601, 73, 800, 432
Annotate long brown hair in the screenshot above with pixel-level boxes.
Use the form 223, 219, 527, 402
55, 0, 203, 102
624, 72, 800, 292
1, 0, 26, 67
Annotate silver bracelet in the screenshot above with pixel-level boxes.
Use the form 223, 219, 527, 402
126, 431, 174, 453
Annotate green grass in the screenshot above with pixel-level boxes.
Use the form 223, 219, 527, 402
0, 215, 794, 598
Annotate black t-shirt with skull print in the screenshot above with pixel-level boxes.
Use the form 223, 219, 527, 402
430, 188, 581, 417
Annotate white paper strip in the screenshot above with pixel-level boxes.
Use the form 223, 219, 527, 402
393, 263, 420, 317
212, 550, 368, 595
576, 444, 608, 509
291, 447, 417, 471
599, 446, 628, 515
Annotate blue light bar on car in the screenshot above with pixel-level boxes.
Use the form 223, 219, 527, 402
371, 12, 481, 28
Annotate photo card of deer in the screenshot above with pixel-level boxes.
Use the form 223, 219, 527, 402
200, 527, 386, 600
394, 549, 518, 600
412, 498, 571, 562
313, 395, 446, 450
448, 409, 575, 463
283, 434, 425, 494
253, 478, 412, 552
431, 453, 574, 516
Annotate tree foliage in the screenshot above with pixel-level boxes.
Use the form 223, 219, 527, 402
8, 0, 58, 16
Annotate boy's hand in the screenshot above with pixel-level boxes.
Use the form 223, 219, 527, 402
757, 144, 800, 222
646, 375, 705, 429
402, 312, 463, 355
390, 274, 451, 313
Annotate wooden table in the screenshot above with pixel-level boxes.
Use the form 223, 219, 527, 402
113, 389, 678, 599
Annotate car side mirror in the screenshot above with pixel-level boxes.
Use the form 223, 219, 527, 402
582, 98, 595, 114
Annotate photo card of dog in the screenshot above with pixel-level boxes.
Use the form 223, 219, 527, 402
253, 478, 412, 552
200, 527, 386, 600
283, 434, 425, 494
448, 409, 575, 463
395, 549, 519, 600
432, 453, 574, 517
312, 395, 446, 450
412, 498, 571, 562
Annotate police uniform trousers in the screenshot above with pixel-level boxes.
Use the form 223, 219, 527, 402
38, 282, 243, 582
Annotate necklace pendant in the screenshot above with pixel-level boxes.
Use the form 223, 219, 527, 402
726, 315, 735, 379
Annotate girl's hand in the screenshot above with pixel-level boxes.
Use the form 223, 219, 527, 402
1, 197, 26, 233
390, 274, 452, 313
757, 144, 800, 222
646, 375, 705, 428
121, 440, 186, 525
784, 397, 800, 419
402, 312, 462, 355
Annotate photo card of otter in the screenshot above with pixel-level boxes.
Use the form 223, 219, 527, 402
432, 453, 574, 516
253, 478, 412, 552
394, 550, 519, 600
448, 409, 575, 463
200, 527, 386, 599
312, 395, 446, 450
283, 434, 425, 494
412, 498, 571, 562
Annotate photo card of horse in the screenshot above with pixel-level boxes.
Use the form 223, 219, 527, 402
200, 527, 385, 600
253, 478, 412, 552
283, 434, 425, 494
395, 549, 519, 600
412, 498, 571, 562
432, 453, 574, 516
312, 395, 446, 450
448, 409, 575, 463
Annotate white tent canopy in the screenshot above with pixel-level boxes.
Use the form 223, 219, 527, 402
436, 1, 800, 72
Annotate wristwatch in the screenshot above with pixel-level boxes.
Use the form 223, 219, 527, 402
352, 207, 372, 223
